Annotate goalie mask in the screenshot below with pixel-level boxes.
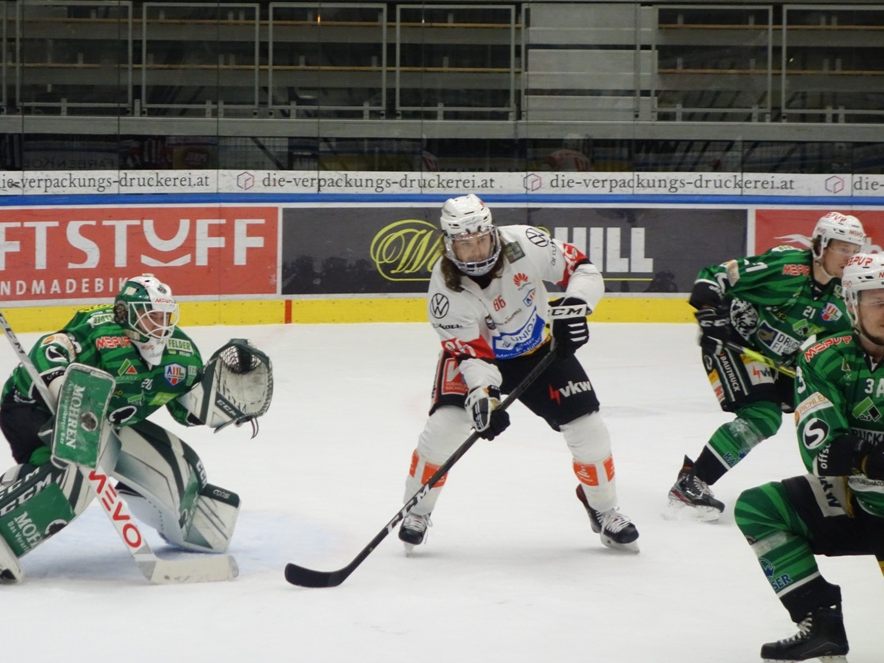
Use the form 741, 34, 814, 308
440, 194, 501, 277
114, 274, 180, 367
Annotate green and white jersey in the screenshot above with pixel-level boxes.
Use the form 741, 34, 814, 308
795, 333, 884, 518
2, 304, 203, 427
694, 246, 850, 366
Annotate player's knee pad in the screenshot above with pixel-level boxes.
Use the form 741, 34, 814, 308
416, 406, 471, 464
734, 482, 793, 541
404, 407, 468, 514
561, 412, 613, 465
735, 401, 783, 440
110, 420, 239, 553
0, 460, 93, 558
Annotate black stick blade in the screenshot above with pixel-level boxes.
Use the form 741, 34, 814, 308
284, 563, 348, 588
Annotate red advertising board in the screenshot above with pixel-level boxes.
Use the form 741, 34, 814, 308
0, 206, 278, 301
755, 209, 884, 254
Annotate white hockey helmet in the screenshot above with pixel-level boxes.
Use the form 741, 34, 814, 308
114, 273, 180, 366
811, 212, 866, 260
841, 253, 884, 327
439, 193, 501, 276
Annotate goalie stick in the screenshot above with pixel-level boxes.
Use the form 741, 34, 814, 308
0, 311, 237, 584
284, 347, 559, 588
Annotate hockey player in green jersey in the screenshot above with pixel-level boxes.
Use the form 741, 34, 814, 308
0, 274, 272, 582
669, 212, 868, 520
733, 252, 884, 661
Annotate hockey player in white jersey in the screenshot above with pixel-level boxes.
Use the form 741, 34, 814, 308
398, 194, 639, 553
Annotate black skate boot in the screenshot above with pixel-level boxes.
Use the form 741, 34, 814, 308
667, 455, 725, 521
760, 604, 849, 662
398, 512, 431, 552
575, 486, 639, 553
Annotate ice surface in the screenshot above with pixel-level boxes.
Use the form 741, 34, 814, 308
1, 323, 878, 662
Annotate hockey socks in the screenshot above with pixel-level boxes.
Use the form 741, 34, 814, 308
695, 400, 782, 485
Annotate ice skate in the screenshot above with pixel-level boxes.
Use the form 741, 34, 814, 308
666, 455, 725, 521
761, 604, 849, 662
575, 486, 639, 553
398, 512, 431, 553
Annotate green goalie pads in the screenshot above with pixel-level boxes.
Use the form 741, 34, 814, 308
51, 363, 115, 468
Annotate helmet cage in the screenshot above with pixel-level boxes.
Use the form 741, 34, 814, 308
115, 275, 180, 343
443, 227, 502, 277
811, 212, 866, 260
439, 194, 501, 276
125, 300, 180, 341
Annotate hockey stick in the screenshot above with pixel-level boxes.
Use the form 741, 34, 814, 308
723, 341, 797, 378
0, 311, 237, 583
284, 346, 559, 588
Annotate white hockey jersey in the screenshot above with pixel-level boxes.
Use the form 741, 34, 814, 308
427, 224, 604, 391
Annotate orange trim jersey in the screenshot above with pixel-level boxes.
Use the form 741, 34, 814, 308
427, 224, 603, 391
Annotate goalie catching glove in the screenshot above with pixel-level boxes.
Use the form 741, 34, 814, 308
465, 385, 510, 440
178, 339, 273, 437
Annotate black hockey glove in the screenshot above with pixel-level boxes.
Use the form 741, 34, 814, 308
550, 297, 590, 357
695, 306, 733, 356
465, 386, 510, 441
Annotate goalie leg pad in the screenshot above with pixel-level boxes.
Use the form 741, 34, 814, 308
0, 531, 23, 583
182, 484, 239, 553
562, 413, 618, 513
0, 460, 94, 559
110, 420, 238, 553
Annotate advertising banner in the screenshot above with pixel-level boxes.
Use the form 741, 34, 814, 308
1, 170, 884, 198
755, 209, 884, 253
281, 206, 746, 295
0, 206, 278, 302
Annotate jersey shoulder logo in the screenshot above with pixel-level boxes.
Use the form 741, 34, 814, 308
820, 303, 842, 322
503, 241, 525, 263
430, 293, 450, 319
782, 263, 810, 276
524, 227, 549, 247
164, 363, 186, 386
802, 334, 853, 362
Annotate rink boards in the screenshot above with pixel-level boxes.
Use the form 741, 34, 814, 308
1, 181, 884, 331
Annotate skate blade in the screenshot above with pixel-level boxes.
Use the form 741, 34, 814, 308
402, 542, 417, 556
663, 498, 722, 522
600, 535, 640, 554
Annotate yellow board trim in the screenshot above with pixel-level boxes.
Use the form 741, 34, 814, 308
0, 296, 693, 332
289, 296, 694, 323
